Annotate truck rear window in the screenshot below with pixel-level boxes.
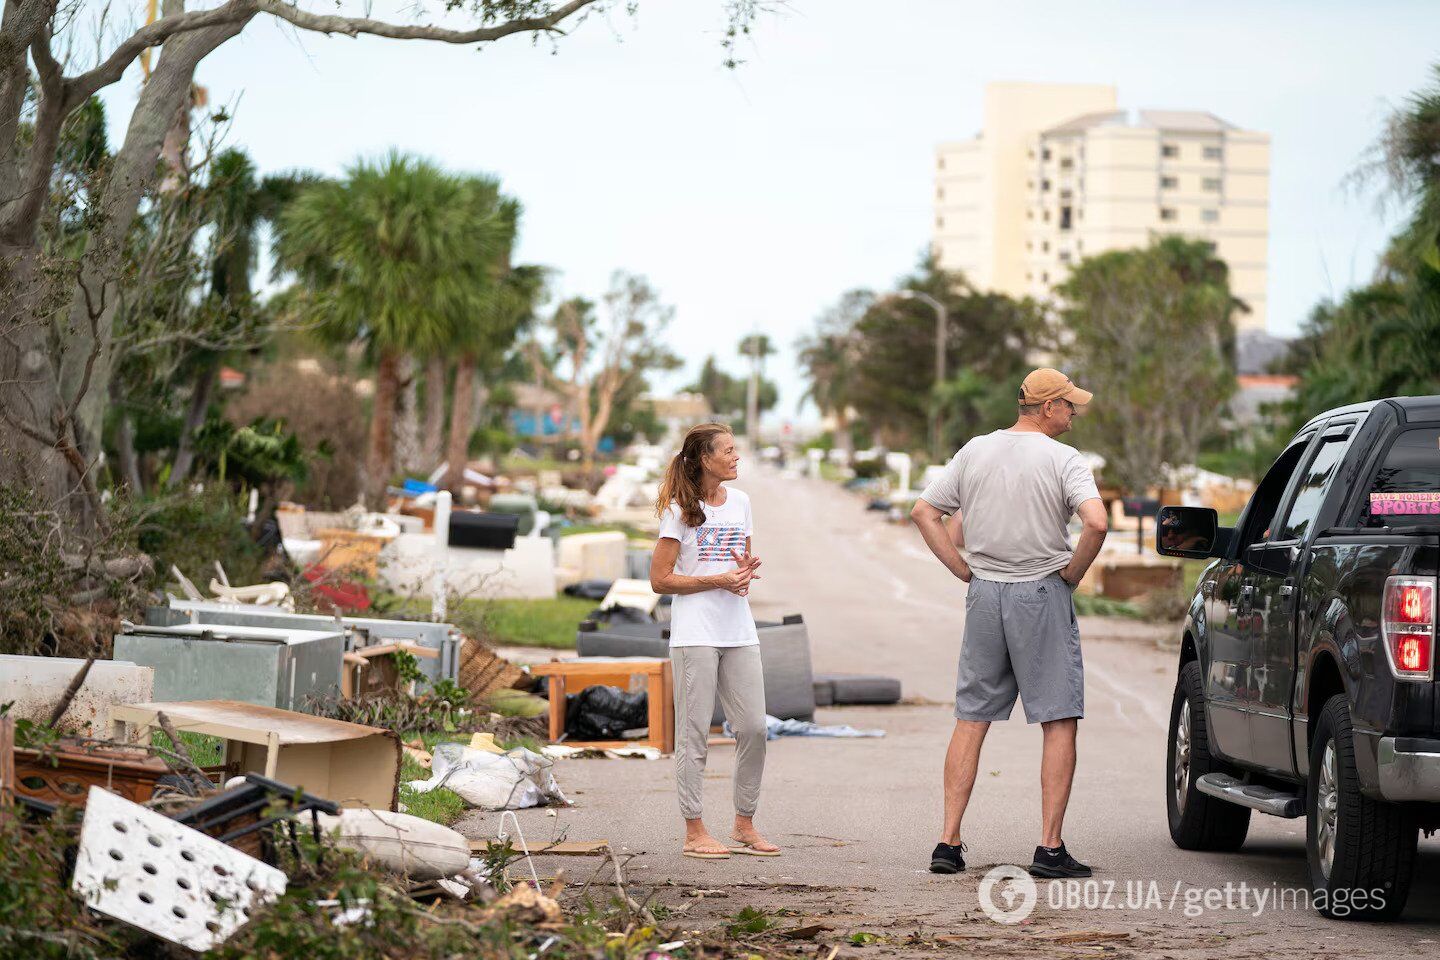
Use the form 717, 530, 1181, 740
1361, 425, 1440, 526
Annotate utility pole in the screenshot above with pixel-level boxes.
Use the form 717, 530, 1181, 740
895, 290, 949, 462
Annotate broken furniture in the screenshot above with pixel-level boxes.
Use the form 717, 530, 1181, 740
114, 623, 345, 712
555, 531, 628, 588
13, 738, 170, 808
1087, 555, 1183, 600
72, 785, 287, 952
111, 700, 401, 811
576, 614, 817, 723
597, 578, 661, 617
0, 654, 154, 735
173, 773, 341, 861
149, 602, 465, 689
346, 641, 440, 698
314, 527, 388, 577
812, 673, 903, 707
528, 658, 674, 753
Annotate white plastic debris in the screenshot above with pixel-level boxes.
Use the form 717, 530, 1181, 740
406, 742, 568, 811
71, 786, 286, 952
314, 809, 470, 880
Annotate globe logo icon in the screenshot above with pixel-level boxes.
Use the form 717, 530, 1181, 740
979, 865, 1038, 924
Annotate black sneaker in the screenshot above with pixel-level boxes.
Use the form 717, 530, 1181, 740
929, 841, 967, 874
1029, 843, 1091, 878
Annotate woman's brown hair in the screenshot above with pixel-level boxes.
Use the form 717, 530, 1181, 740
655, 422, 734, 528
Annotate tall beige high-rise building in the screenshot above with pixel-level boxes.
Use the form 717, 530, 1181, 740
934, 82, 1270, 331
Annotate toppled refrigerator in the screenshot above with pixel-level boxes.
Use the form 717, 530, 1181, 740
114, 623, 345, 712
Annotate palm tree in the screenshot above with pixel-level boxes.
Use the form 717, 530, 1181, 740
797, 329, 858, 455
443, 253, 548, 494
737, 333, 773, 440
1378, 64, 1440, 273
168, 149, 314, 488
273, 152, 512, 506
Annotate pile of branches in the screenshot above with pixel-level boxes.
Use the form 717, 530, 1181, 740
0, 486, 151, 657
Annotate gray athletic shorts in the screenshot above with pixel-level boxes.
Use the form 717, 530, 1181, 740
954, 573, 1084, 724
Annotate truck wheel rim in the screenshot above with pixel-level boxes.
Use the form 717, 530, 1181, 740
1317, 741, 1338, 879
1174, 699, 1191, 812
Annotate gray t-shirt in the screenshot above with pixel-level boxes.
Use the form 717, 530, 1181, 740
919, 430, 1101, 583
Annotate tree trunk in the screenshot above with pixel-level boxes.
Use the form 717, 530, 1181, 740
168, 356, 217, 488
394, 353, 420, 475
57, 19, 247, 491
421, 353, 447, 467
110, 379, 144, 496
835, 407, 854, 456
365, 348, 401, 508
444, 353, 476, 494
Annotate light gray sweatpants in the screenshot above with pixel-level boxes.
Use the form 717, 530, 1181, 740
671, 644, 767, 820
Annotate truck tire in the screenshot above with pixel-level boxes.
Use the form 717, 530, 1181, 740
1306, 694, 1417, 920
1167, 660, 1250, 850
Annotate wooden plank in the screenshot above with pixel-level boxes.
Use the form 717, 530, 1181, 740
353, 642, 440, 660
529, 658, 666, 677
471, 839, 610, 856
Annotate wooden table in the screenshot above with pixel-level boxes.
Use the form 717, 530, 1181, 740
529, 657, 674, 754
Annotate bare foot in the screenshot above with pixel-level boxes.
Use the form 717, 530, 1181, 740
730, 826, 780, 855
683, 833, 731, 858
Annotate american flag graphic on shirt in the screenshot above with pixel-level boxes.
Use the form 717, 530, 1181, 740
696, 523, 747, 562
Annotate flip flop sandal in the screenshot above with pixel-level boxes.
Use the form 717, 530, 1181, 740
728, 838, 781, 857
682, 848, 731, 859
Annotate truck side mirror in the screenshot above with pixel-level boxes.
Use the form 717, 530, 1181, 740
1155, 506, 1230, 559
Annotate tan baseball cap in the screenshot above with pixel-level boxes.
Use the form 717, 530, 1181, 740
1019, 368, 1093, 407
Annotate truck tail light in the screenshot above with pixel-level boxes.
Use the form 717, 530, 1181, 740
1383, 576, 1436, 681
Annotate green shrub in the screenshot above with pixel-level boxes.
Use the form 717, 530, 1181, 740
134, 487, 264, 589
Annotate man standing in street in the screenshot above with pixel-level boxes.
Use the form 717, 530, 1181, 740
910, 368, 1108, 879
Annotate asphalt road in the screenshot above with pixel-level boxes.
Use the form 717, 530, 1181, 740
468, 463, 1440, 958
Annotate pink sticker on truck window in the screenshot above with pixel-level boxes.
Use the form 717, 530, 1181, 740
1370, 492, 1440, 515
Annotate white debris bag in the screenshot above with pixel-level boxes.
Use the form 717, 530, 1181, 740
406, 742, 569, 811
314, 809, 470, 880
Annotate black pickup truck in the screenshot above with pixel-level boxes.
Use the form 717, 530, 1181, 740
1156, 397, 1440, 920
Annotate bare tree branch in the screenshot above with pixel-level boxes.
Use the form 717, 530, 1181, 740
64, 0, 256, 106
255, 0, 597, 43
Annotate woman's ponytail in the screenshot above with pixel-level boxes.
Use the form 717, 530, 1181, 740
655, 422, 733, 528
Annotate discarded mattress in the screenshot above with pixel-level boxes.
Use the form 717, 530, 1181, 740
812, 673, 902, 707
575, 615, 815, 723
406, 742, 568, 811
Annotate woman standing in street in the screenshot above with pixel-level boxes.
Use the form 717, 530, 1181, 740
650, 422, 779, 860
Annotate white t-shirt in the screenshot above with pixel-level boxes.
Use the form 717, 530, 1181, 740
657, 487, 760, 648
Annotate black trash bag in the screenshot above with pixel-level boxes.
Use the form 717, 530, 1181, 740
563, 579, 614, 600
586, 604, 654, 625
564, 684, 649, 739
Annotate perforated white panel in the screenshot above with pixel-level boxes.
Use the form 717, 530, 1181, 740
71, 786, 288, 951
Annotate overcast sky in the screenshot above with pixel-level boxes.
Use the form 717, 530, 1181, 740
101, 1, 1440, 424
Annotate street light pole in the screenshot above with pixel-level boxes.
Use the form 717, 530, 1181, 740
896, 290, 949, 462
